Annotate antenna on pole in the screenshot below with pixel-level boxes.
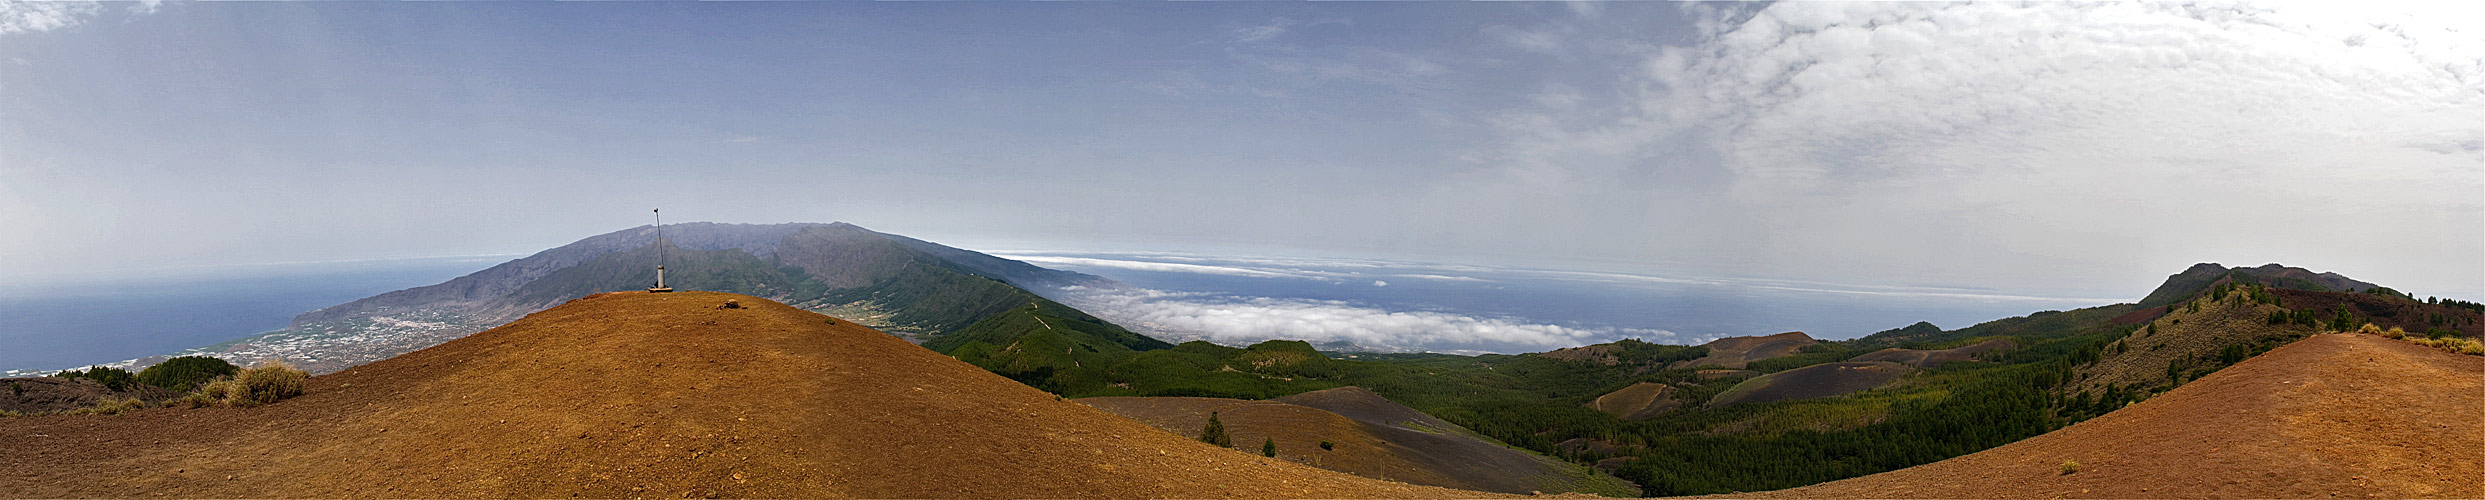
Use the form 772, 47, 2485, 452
648, 208, 674, 293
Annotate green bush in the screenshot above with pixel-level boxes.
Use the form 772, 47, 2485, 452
137, 356, 240, 392
1261, 437, 1277, 457
1198, 411, 1232, 447
55, 366, 138, 392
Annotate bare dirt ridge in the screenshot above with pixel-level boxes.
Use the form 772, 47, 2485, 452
1672, 332, 1817, 370
1740, 333, 2484, 498
0, 291, 1505, 499
1586, 382, 1680, 420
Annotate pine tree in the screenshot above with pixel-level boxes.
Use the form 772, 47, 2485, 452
1199, 412, 1232, 447
1262, 437, 1277, 457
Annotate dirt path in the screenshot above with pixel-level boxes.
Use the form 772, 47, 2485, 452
0, 292, 1504, 499
1742, 333, 2482, 498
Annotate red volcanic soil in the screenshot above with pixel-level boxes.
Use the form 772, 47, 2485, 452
2109, 305, 2170, 325
0, 292, 1499, 499
1742, 333, 2483, 498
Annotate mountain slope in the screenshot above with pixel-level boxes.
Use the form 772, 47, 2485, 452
1080, 387, 1638, 496
2137, 262, 2380, 307
152, 222, 1151, 373
1747, 332, 2482, 498
0, 292, 1490, 498
1671, 332, 1817, 370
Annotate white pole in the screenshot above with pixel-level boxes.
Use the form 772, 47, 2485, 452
652, 208, 671, 292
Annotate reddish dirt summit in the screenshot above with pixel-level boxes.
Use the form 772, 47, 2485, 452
3, 291, 2478, 498
0, 292, 1488, 499
1741, 332, 2481, 499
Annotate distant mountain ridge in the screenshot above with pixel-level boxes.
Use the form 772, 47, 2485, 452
144, 222, 1148, 373
2138, 263, 2379, 307
296, 222, 1106, 326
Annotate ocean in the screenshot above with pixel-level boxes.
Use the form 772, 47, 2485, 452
0, 257, 507, 374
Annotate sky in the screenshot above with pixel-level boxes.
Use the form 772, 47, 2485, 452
4, 0, 2480, 303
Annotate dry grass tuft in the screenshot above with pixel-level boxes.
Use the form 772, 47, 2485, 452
2408, 336, 2485, 356
180, 361, 311, 408
68, 397, 150, 415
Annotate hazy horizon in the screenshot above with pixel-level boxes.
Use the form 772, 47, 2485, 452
5, 1, 2479, 309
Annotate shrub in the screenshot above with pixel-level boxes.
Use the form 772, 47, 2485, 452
182, 361, 310, 408
1261, 437, 1277, 457
56, 366, 138, 392
1319, 440, 1335, 451
137, 356, 241, 392
69, 397, 149, 415
235, 362, 308, 405
1198, 411, 1232, 447
2059, 460, 2081, 475
2410, 337, 2485, 356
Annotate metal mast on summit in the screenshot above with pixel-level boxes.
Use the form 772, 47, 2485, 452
649, 208, 674, 293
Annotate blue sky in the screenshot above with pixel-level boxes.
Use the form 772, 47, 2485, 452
4, 1, 2479, 302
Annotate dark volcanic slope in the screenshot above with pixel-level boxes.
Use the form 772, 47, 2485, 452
1849, 339, 2015, 368
2138, 262, 2380, 307
1081, 387, 1635, 496
0, 292, 1491, 499
1745, 333, 2482, 498
1706, 362, 1910, 408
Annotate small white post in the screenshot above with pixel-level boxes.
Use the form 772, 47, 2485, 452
649, 208, 674, 293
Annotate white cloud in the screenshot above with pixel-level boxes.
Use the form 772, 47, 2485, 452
1484, 25, 1564, 54
1, 0, 101, 35
1062, 288, 1661, 352
1395, 273, 1489, 283
1229, 17, 1293, 43
998, 254, 1345, 280
1454, 0, 2484, 294
1371, 280, 1388, 287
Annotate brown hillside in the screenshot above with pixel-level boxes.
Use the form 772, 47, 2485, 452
1672, 332, 1817, 369
2075, 296, 2314, 395
1586, 382, 1680, 420
0, 292, 1499, 499
1706, 362, 1909, 408
1742, 333, 2484, 498
1080, 390, 1636, 496
1849, 339, 2014, 368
